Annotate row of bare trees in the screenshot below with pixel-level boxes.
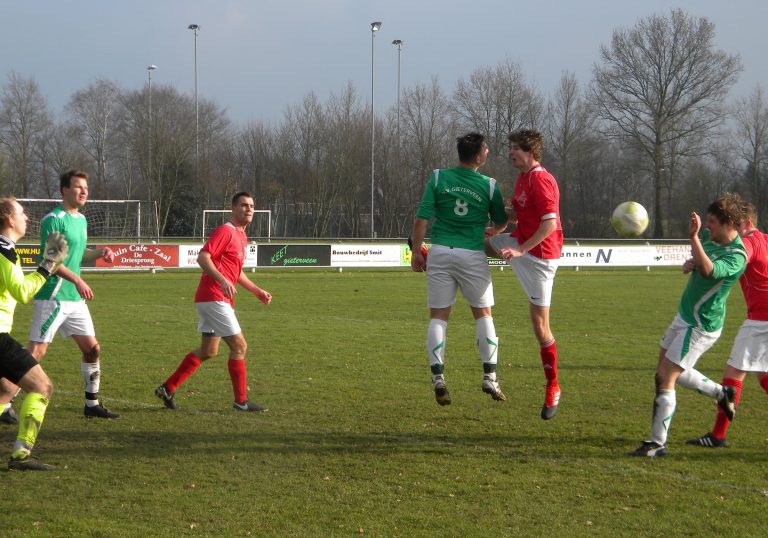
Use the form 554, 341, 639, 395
1, 9, 767, 238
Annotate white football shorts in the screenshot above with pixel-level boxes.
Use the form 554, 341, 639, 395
29, 300, 95, 343
426, 245, 494, 309
660, 314, 721, 370
196, 301, 242, 338
487, 234, 558, 307
727, 319, 768, 372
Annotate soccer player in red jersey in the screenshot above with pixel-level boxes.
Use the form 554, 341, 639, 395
686, 201, 768, 447
154, 192, 272, 412
486, 129, 564, 420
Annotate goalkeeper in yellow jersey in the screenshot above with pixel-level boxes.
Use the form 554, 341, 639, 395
0, 197, 68, 470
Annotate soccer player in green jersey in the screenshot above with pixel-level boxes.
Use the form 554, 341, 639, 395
632, 193, 747, 457
411, 133, 509, 405
0, 170, 118, 419
0, 197, 68, 470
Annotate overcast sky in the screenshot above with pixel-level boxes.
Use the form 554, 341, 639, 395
1, 0, 765, 125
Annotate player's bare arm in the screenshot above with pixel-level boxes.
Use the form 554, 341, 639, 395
504, 203, 518, 224
500, 218, 557, 260
82, 247, 114, 264
689, 211, 714, 277
485, 221, 509, 238
53, 263, 94, 300
237, 272, 272, 305
410, 218, 428, 273
197, 250, 236, 298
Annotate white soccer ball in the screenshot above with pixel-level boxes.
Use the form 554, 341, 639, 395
611, 201, 649, 237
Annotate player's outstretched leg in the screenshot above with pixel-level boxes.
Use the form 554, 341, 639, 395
688, 377, 742, 448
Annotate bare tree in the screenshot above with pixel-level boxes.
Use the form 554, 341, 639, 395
0, 72, 53, 196
396, 77, 458, 236
65, 79, 121, 197
733, 85, 768, 219
590, 9, 742, 237
323, 82, 368, 237
453, 58, 542, 161
545, 72, 594, 230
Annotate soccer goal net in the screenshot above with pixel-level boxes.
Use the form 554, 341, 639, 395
202, 209, 272, 239
18, 199, 160, 242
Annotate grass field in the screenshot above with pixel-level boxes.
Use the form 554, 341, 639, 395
2, 268, 767, 537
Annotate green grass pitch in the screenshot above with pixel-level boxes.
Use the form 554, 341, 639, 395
2, 268, 767, 537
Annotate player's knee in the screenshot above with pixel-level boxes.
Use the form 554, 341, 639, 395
29, 375, 53, 399
233, 341, 248, 357
40, 378, 54, 399
83, 343, 101, 362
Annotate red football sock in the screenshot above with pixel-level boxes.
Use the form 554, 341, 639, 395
165, 353, 202, 392
227, 358, 248, 403
540, 340, 558, 383
760, 374, 768, 395
711, 377, 743, 440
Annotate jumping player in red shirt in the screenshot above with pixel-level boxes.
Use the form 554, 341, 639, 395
486, 129, 564, 420
154, 192, 272, 412
686, 201, 768, 447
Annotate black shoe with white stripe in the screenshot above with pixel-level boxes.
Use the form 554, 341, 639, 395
233, 400, 267, 412
0, 406, 18, 425
716, 386, 736, 421
631, 441, 668, 457
686, 432, 727, 448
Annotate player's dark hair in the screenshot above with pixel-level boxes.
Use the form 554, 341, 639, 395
508, 129, 544, 161
0, 196, 18, 225
60, 170, 88, 192
456, 133, 486, 163
708, 192, 743, 228
742, 201, 758, 228
231, 191, 254, 206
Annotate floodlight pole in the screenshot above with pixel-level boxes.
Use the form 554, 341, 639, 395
188, 24, 200, 180
392, 39, 403, 155
147, 65, 157, 198
370, 21, 381, 238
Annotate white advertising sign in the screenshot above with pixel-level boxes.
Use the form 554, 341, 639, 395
330, 244, 404, 267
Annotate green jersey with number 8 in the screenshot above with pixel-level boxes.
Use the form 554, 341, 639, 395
416, 167, 507, 251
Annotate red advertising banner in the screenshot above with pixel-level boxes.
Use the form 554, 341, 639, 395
93, 244, 179, 269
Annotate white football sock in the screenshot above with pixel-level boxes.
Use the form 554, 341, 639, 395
81, 362, 101, 406
427, 319, 447, 374
651, 389, 676, 446
677, 368, 722, 399
475, 315, 499, 369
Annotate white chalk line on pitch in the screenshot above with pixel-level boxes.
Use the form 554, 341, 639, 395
17, 389, 768, 497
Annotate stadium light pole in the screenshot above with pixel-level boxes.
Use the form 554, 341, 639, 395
392, 39, 403, 155
188, 24, 200, 179
370, 21, 381, 238
147, 64, 157, 189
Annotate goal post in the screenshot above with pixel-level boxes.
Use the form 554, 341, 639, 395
18, 199, 160, 242
202, 209, 272, 239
